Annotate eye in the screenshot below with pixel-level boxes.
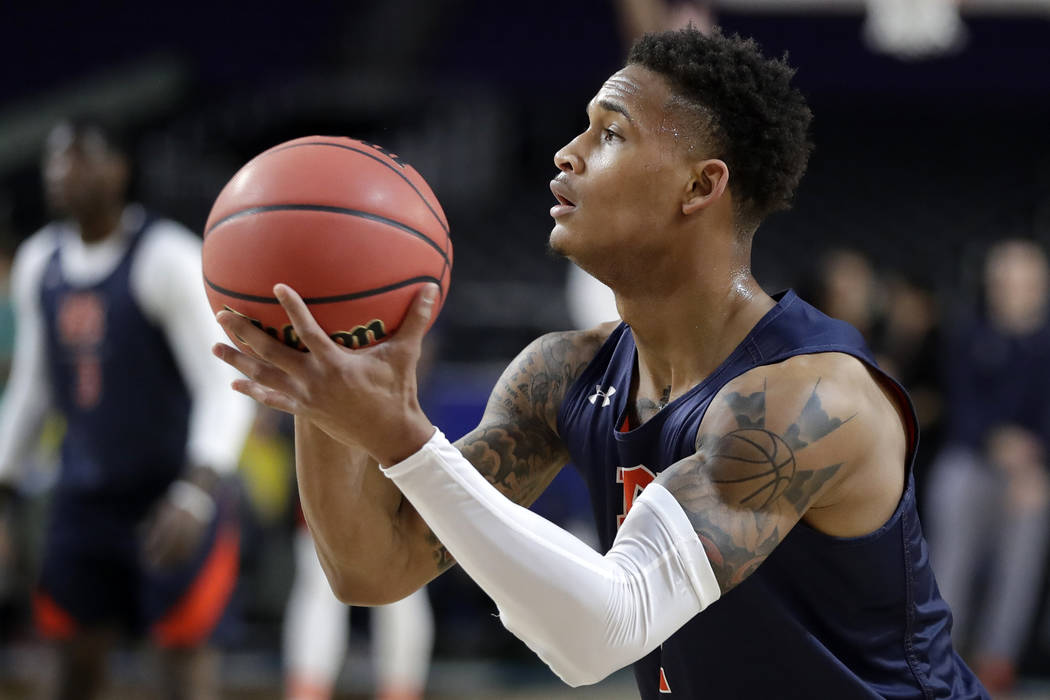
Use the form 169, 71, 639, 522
601, 127, 621, 143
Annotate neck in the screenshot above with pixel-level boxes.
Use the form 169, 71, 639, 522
616, 254, 774, 401
76, 204, 123, 244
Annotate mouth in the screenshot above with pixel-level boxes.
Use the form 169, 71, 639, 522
549, 179, 577, 218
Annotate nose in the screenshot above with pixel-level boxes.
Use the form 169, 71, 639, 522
553, 137, 584, 174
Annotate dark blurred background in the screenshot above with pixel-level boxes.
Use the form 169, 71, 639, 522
2, 1, 1050, 698
2, 1, 1047, 351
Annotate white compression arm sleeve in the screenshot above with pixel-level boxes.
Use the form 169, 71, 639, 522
0, 231, 56, 483
382, 429, 720, 687
132, 221, 256, 475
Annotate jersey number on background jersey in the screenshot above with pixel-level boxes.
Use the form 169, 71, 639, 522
616, 465, 656, 527
57, 292, 106, 409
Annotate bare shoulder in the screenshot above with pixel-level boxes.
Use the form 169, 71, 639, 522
652, 352, 907, 591
701, 352, 901, 447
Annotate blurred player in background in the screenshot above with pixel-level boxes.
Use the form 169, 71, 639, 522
216, 28, 985, 698
0, 118, 254, 700
808, 248, 883, 343
926, 238, 1050, 694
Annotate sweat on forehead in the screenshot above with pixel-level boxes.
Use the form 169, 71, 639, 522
601, 70, 644, 97
605, 70, 720, 154
593, 67, 674, 124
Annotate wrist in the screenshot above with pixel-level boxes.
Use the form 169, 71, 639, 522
376, 419, 437, 467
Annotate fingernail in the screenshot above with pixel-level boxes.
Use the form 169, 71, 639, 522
422, 284, 438, 304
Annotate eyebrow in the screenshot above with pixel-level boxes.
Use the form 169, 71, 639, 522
596, 98, 634, 124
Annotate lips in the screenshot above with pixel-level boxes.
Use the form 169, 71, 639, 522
550, 179, 578, 218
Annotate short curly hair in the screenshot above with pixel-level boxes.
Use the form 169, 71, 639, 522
628, 28, 813, 232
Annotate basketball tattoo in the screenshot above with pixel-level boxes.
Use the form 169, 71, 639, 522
661, 377, 848, 592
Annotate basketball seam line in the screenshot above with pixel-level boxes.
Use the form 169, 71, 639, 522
204, 204, 448, 263
204, 274, 442, 304
261, 140, 449, 235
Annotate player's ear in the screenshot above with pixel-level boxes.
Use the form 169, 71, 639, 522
682, 159, 728, 215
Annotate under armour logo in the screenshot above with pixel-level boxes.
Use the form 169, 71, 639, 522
588, 384, 617, 407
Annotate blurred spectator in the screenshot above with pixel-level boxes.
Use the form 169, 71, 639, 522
872, 273, 945, 503
806, 248, 884, 342
925, 238, 1050, 694
0, 118, 254, 700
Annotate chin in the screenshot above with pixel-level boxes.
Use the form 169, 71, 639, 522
548, 224, 573, 259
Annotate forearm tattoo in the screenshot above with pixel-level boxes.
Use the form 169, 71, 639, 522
426, 331, 600, 572
663, 378, 851, 592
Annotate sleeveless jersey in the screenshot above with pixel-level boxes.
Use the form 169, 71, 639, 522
557, 290, 985, 699
39, 216, 191, 511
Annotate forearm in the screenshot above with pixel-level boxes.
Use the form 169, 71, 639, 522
294, 416, 441, 604
0, 377, 49, 484
0, 325, 50, 485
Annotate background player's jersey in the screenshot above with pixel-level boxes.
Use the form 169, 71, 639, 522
39, 212, 187, 504
0, 206, 254, 509
557, 290, 986, 699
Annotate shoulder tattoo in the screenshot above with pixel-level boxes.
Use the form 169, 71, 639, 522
663, 378, 851, 592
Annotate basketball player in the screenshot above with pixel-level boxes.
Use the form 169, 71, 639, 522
214, 29, 986, 698
0, 118, 254, 699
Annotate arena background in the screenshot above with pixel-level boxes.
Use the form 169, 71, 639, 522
1, 1, 1049, 698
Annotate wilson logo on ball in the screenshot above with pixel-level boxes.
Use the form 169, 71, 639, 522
223, 307, 387, 351
331, 320, 387, 349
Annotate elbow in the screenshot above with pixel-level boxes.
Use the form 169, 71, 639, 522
323, 564, 421, 607
324, 569, 395, 606
554, 664, 614, 689
545, 649, 621, 688
313, 540, 426, 606
314, 554, 385, 606
326, 575, 366, 606
501, 610, 619, 688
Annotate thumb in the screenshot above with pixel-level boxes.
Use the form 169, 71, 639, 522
394, 283, 440, 344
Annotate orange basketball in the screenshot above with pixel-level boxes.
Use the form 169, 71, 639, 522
202, 136, 451, 350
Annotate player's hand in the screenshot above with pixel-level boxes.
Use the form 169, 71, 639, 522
142, 467, 218, 571
213, 283, 438, 466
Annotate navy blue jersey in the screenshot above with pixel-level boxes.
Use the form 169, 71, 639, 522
39, 216, 190, 512
557, 290, 985, 699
